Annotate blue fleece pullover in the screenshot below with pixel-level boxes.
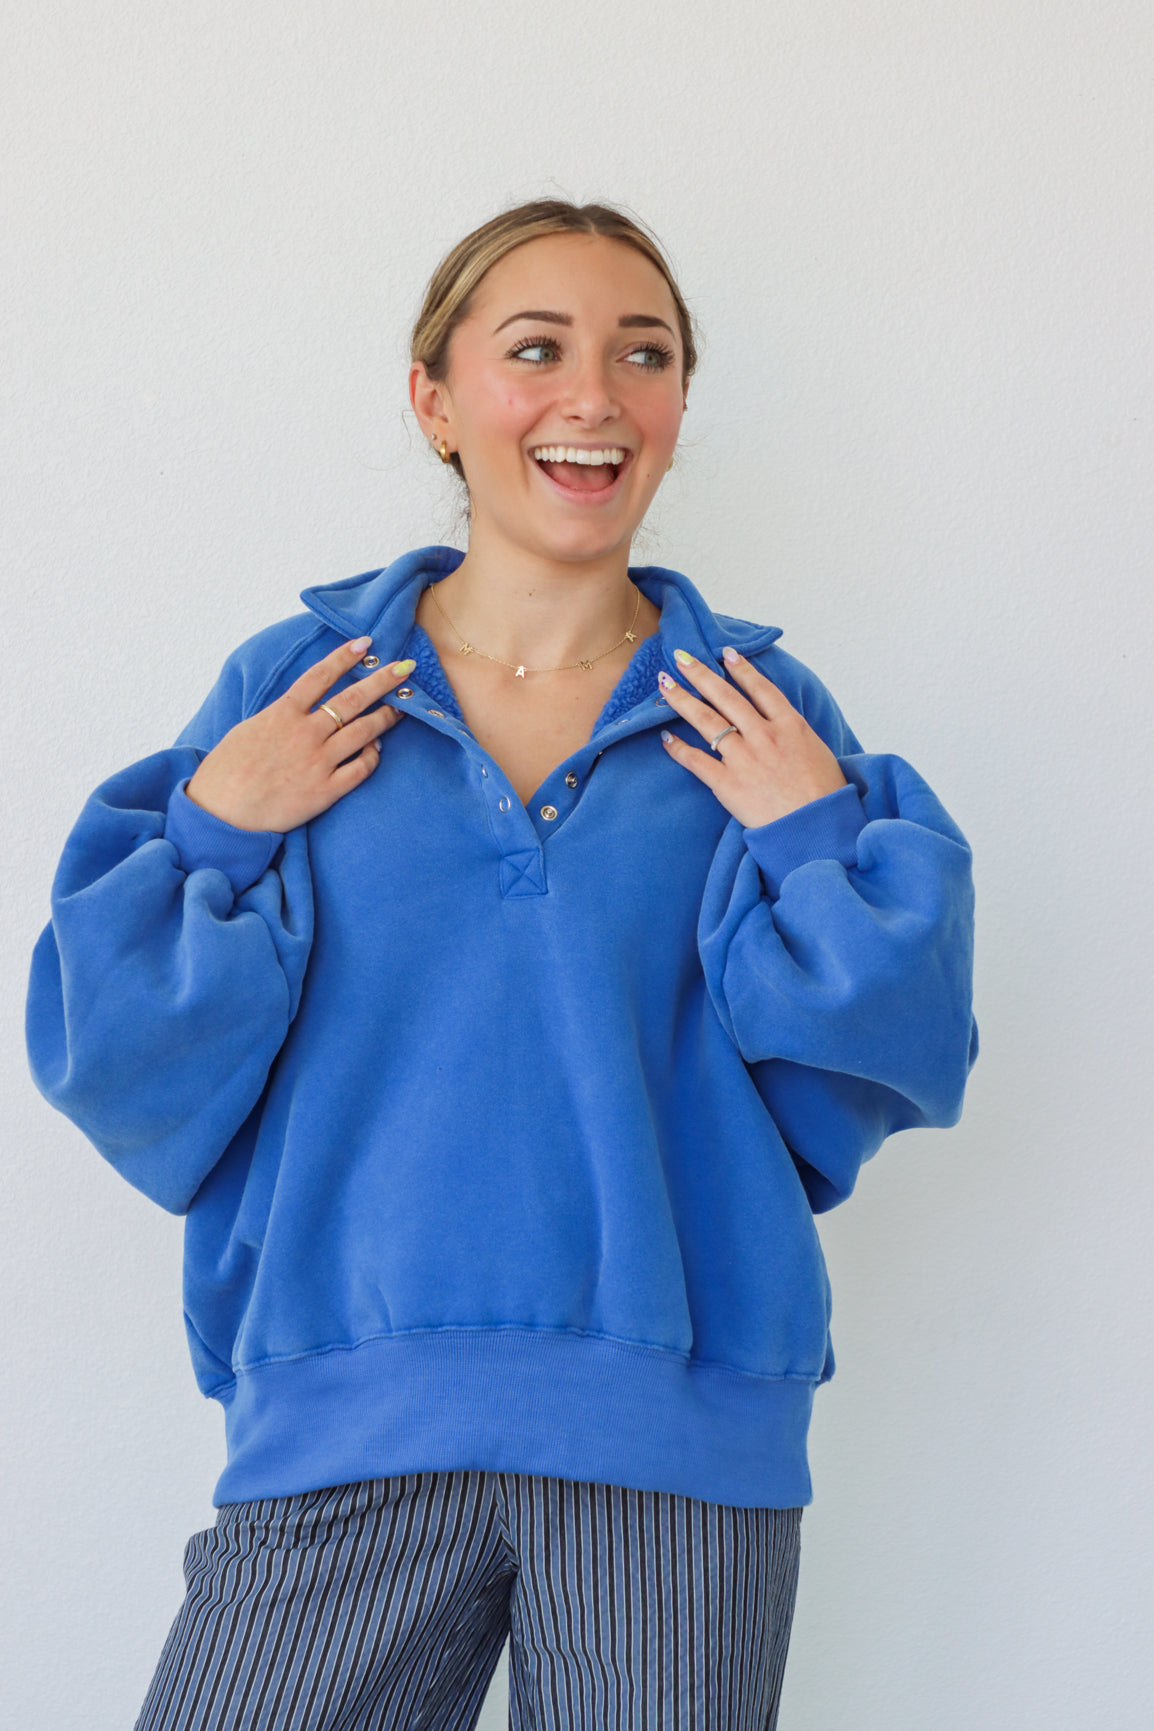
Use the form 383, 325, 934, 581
25, 544, 978, 1509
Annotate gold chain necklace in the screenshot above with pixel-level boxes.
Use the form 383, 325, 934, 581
427, 579, 641, 680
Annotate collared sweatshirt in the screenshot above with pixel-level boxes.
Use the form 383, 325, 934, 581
25, 544, 979, 1510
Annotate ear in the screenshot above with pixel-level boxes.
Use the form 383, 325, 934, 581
409, 362, 453, 444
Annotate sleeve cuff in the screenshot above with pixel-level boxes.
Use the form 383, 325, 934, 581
163, 777, 283, 899
742, 780, 868, 901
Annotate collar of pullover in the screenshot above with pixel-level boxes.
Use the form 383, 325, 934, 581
298, 544, 783, 682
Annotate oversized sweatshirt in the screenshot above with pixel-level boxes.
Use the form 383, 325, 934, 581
25, 544, 979, 1510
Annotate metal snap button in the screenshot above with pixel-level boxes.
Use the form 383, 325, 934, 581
427, 709, 446, 718
498, 795, 511, 812
564, 771, 578, 787
654, 695, 668, 705
361, 654, 381, 669
481, 767, 488, 777
540, 804, 558, 820
396, 686, 413, 698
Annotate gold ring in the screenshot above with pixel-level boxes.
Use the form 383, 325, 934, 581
319, 702, 344, 729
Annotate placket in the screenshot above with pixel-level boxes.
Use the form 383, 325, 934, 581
350, 656, 679, 898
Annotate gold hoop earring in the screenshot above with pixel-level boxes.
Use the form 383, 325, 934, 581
666, 456, 675, 472
439, 441, 452, 465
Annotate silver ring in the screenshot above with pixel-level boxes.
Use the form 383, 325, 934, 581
709, 724, 739, 753
318, 702, 344, 730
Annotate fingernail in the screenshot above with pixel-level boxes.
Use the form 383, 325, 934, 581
658, 670, 674, 689
673, 648, 694, 666
350, 635, 371, 652
392, 658, 416, 675
661, 729, 674, 743
722, 645, 740, 664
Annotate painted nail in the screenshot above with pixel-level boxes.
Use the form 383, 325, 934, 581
392, 658, 416, 675
658, 670, 674, 689
661, 730, 674, 743
349, 635, 372, 652
673, 648, 694, 666
722, 645, 740, 664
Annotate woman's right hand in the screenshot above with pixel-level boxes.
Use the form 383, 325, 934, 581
183, 638, 414, 833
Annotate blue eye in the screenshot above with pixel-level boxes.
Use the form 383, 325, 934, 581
626, 344, 675, 371
508, 337, 561, 364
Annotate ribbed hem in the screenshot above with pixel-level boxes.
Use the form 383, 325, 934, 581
164, 776, 284, 898
210, 1327, 816, 1511
742, 780, 868, 900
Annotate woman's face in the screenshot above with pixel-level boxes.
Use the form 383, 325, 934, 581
412, 232, 687, 567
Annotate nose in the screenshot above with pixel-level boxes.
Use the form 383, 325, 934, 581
560, 349, 620, 426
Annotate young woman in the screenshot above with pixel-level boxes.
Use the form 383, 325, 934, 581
26, 199, 979, 1730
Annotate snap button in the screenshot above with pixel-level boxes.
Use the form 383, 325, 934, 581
498, 795, 511, 812
564, 771, 578, 787
396, 686, 413, 698
654, 695, 669, 705
426, 709, 446, 718
361, 654, 380, 669
481, 767, 488, 777
540, 804, 558, 820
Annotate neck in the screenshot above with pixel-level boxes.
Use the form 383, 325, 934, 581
432, 522, 640, 669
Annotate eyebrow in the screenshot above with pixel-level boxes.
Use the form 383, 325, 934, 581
492, 309, 676, 337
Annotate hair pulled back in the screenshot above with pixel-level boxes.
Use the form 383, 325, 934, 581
410, 199, 698, 483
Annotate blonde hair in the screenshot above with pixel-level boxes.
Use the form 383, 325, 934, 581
410, 199, 699, 483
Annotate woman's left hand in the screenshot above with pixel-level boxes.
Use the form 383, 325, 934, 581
658, 647, 849, 829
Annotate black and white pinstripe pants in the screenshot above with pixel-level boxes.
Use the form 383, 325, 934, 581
134, 1471, 803, 1730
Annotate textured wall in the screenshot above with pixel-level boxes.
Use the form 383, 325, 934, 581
4, 3, 1151, 1726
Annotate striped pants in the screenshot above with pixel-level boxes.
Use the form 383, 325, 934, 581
134, 1471, 803, 1731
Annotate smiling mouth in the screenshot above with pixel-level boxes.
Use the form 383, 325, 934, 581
530, 445, 631, 494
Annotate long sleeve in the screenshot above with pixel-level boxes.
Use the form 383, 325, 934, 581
25, 635, 315, 1216
697, 646, 979, 1214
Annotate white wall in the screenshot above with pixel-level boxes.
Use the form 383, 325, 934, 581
4, 4, 1151, 1726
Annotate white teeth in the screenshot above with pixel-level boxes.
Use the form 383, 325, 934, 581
532, 446, 627, 465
